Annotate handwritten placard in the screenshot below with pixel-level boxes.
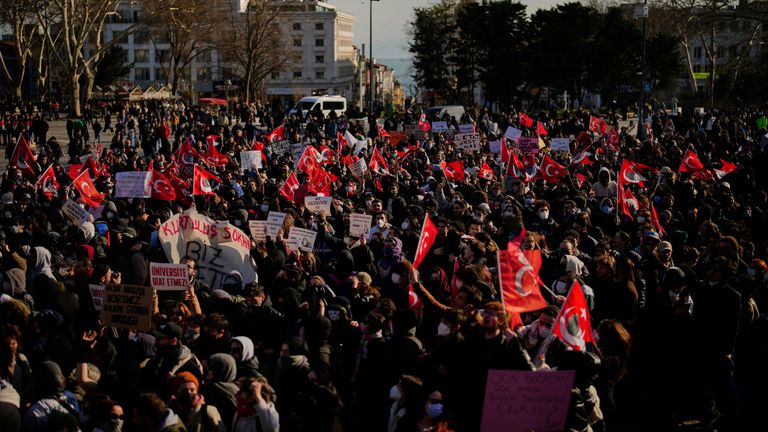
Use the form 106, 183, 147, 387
349, 213, 372, 239
455, 133, 481, 151
349, 158, 368, 177
519, 137, 540, 154
62, 199, 94, 226
305, 196, 333, 215
150, 263, 189, 291
101, 284, 153, 331
480, 370, 575, 432
115, 171, 152, 198
248, 220, 267, 243
505, 126, 523, 141
240, 151, 262, 172
89, 284, 105, 311
267, 212, 286, 238
551, 138, 571, 152
431, 121, 449, 133
459, 123, 475, 134
286, 227, 317, 252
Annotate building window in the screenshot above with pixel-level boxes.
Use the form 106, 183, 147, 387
293, 71, 302, 79
133, 30, 151, 44
315, 22, 324, 31
155, 49, 169, 63
271, 72, 280, 80
135, 67, 150, 81
717, 47, 725, 58
134, 49, 149, 62
315, 39, 324, 47
315, 55, 324, 63
196, 67, 211, 80
315, 70, 325, 79
693, 47, 702, 59
155, 68, 167, 82
293, 39, 302, 47
292, 23, 301, 30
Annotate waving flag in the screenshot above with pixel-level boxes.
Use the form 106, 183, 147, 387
369, 146, 391, 176
678, 150, 705, 173
280, 172, 300, 203
11, 134, 37, 177
714, 159, 736, 179
413, 213, 438, 269
536, 121, 548, 137
498, 243, 547, 313
478, 161, 494, 180
552, 280, 594, 351
297, 146, 321, 175
192, 165, 220, 196
589, 116, 608, 134
619, 187, 639, 218
440, 160, 465, 181
618, 159, 652, 187
319, 144, 337, 165
418, 113, 431, 132
570, 148, 594, 166
37, 164, 59, 199
72, 170, 104, 208
176, 138, 200, 165
377, 125, 390, 138
204, 143, 230, 167
148, 161, 176, 201
266, 124, 285, 142
519, 113, 534, 128
650, 203, 666, 236
539, 156, 567, 183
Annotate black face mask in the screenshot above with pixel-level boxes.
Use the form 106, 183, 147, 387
177, 392, 195, 408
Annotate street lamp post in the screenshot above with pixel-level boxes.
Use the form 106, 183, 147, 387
369, 0, 374, 116
636, 0, 648, 141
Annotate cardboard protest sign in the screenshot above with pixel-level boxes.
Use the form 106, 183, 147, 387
115, 171, 152, 198
287, 227, 317, 252
505, 126, 523, 141
89, 284, 104, 311
349, 213, 372, 239
267, 212, 286, 238
248, 220, 267, 243
431, 121, 449, 133
149, 263, 189, 291
489, 140, 502, 154
459, 123, 475, 134
158, 207, 257, 290
101, 284, 153, 331
62, 199, 94, 226
455, 133, 481, 151
305, 196, 333, 215
291, 142, 305, 167
240, 151, 263, 172
480, 370, 575, 432
349, 158, 368, 177
519, 137, 540, 154
388, 131, 407, 146
551, 138, 571, 152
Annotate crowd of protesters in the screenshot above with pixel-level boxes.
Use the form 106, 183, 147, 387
0, 93, 765, 432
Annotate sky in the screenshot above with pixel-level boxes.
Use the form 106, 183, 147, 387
328, 0, 567, 59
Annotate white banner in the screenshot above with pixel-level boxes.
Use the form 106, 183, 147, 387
62, 199, 93, 226
248, 220, 267, 243
305, 196, 333, 215
459, 123, 475, 134
505, 126, 522, 141
240, 151, 263, 172
286, 227, 317, 252
115, 171, 151, 198
89, 284, 104, 311
267, 212, 286, 238
489, 140, 502, 154
349, 158, 368, 177
431, 121, 449, 133
551, 138, 571, 152
455, 133, 481, 151
349, 213, 372, 239
158, 207, 257, 290
149, 262, 189, 291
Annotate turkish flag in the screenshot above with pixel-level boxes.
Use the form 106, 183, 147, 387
408, 285, 423, 310
176, 138, 200, 165
498, 245, 547, 313
280, 172, 300, 203
678, 150, 705, 173
552, 280, 594, 351
519, 113, 534, 128
11, 133, 37, 177
72, 170, 104, 208
297, 146, 320, 175
377, 124, 390, 138
369, 146, 391, 176
204, 142, 229, 167
618, 159, 652, 187
418, 113, 431, 132
478, 161, 494, 180
440, 160, 465, 181
413, 213, 438, 269
506, 152, 524, 178
501, 137, 511, 163
619, 187, 639, 218
309, 167, 332, 196
266, 124, 285, 142
449, 258, 461, 306
539, 156, 567, 183
319, 144, 337, 165
650, 203, 666, 236
714, 159, 736, 179
336, 132, 348, 156
37, 164, 59, 199
607, 127, 619, 148
536, 121, 548, 136
570, 148, 594, 166
192, 165, 220, 195
68, 157, 101, 181
588, 116, 607, 134
148, 161, 176, 201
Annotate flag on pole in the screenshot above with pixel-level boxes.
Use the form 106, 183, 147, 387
551, 280, 594, 351
72, 170, 104, 208
10, 133, 37, 177
37, 164, 59, 199
498, 244, 547, 313
413, 213, 438, 270
192, 165, 220, 196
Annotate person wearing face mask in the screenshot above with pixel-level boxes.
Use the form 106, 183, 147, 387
90, 399, 125, 432
412, 390, 454, 432
518, 305, 559, 358
141, 322, 203, 400
369, 212, 391, 242
529, 201, 558, 238
387, 374, 424, 432
167, 372, 226, 432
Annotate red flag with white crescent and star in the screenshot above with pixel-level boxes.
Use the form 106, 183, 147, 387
37, 164, 59, 199
280, 172, 300, 203
498, 242, 547, 313
678, 149, 705, 173
413, 213, 438, 270
192, 165, 220, 196
72, 170, 104, 208
539, 156, 567, 183
148, 161, 176, 201
552, 280, 594, 351
10, 133, 37, 177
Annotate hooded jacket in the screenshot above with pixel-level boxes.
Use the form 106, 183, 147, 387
591, 167, 618, 199
201, 353, 239, 431
27, 247, 55, 290
5, 268, 33, 311
232, 336, 260, 378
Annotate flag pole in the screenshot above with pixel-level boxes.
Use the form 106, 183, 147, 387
533, 278, 575, 369
413, 212, 429, 264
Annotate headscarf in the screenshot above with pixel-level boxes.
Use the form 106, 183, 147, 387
28, 246, 55, 287
377, 237, 404, 276
232, 336, 255, 363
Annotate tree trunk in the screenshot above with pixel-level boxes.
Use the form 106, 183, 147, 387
244, 67, 253, 104
84, 70, 96, 106
71, 75, 81, 117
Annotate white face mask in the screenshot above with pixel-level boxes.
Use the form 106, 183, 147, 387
260, 204, 269, 212
636, 216, 646, 224
525, 197, 535, 205
377, 219, 386, 229
401, 221, 410, 230
437, 322, 451, 336
389, 384, 401, 401
538, 210, 549, 220
391, 273, 401, 284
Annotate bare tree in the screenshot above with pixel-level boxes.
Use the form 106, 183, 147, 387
139, 0, 216, 95
0, 0, 41, 99
216, 0, 290, 103
36, 0, 131, 115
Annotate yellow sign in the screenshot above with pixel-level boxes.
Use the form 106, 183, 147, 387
693, 72, 710, 80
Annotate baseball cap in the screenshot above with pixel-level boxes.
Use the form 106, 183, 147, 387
155, 322, 183, 340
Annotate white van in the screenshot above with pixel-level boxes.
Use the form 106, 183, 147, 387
289, 96, 347, 118
426, 105, 466, 121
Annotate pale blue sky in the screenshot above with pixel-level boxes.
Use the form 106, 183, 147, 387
328, 0, 568, 58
